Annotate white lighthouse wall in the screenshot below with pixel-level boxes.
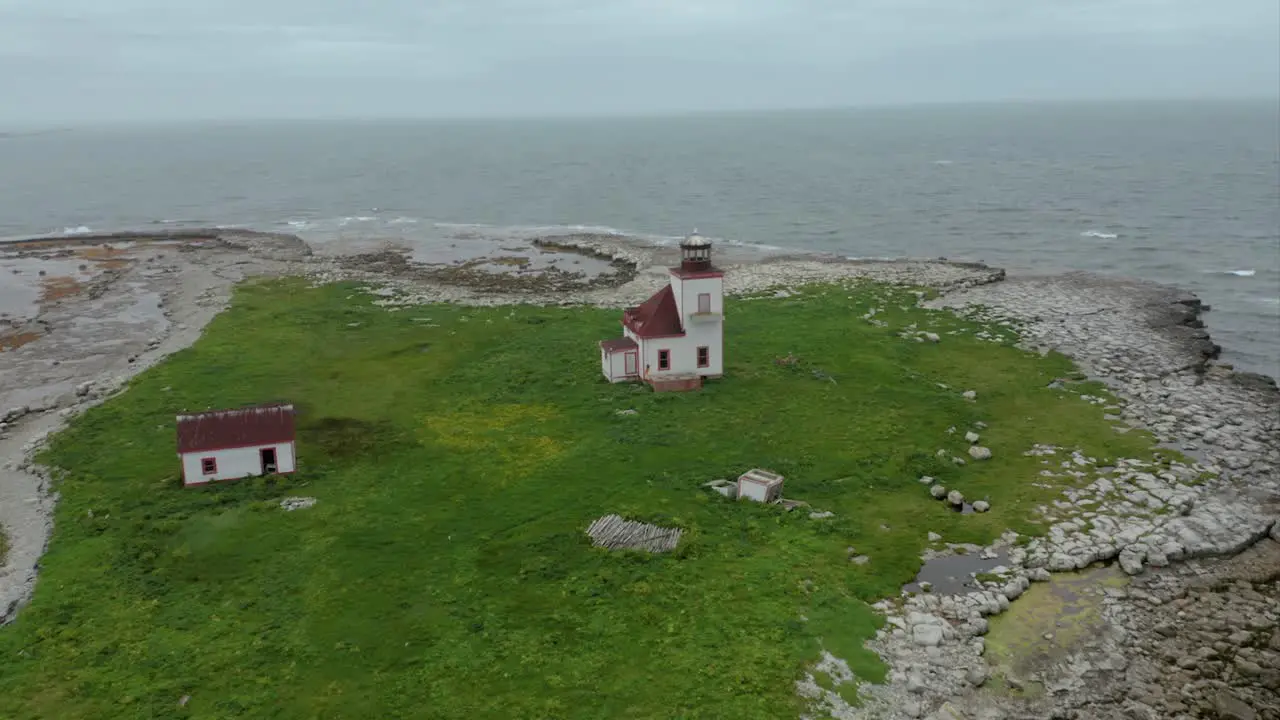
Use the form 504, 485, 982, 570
635, 272, 725, 379
642, 332, 723, 377
672, 275, 724, 318
181, 442, 296, 484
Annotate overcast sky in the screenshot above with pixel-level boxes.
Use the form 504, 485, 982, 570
1, 0, 1277, 125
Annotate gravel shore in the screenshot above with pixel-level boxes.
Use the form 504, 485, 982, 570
1, 230, 1275, 720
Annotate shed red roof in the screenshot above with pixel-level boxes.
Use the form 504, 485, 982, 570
177, 403, 296, 454
623, 285, 685, 338
600, 337, 638, 353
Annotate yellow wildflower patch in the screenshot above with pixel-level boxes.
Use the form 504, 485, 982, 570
420, 404, 565, 478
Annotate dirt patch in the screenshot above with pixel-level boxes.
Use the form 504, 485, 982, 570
302, 417, 400, 458
0, 331, 41, 352
39, 276, 85, 303
75, 245, 135, 271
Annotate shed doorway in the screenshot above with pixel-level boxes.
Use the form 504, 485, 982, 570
260, 447, 278, 474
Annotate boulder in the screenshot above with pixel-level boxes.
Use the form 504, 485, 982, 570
1119, 547, 1146, 575
930, 702, 967, 720
962, 390, 977, 401
964, 431, 980, 444
279, 497, 317, 512
930, 484, 948, 500
1213, 691, 1258, 720
973, 500, 991, 513
968, 446, 992, 461
912, 625, 943, 647
947, 490, 965, 506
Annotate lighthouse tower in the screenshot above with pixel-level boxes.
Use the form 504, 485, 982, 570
597, 230, 725, 390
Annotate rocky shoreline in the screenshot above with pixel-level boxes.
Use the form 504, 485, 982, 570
807, 274, 1279, 720
1, 229, 1276, 720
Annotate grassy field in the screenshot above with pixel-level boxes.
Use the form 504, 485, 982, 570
0, 278, 1161, 719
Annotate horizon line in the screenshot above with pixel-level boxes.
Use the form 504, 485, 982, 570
4, 94, 1277, 133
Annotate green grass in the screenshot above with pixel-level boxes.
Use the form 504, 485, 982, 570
0, 278, 1162, 720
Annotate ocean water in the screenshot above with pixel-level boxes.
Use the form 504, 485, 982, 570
1, 100, 1276, 377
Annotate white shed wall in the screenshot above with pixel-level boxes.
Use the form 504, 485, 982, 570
181, 442, 296, 484
601, 348, 637, 382
739, 479, 772, 503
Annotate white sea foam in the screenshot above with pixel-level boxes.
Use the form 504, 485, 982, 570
1080, 230, 1118, 239
933, 160, 953, 165
1226, 269, 1256, 277
60, 225, 92, 235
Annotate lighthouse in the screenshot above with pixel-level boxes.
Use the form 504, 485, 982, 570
598, 231, 725, 391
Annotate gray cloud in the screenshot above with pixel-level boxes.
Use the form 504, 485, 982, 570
1, 0, 1276, 124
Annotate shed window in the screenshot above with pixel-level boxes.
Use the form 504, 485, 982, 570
201, 457, 218, 475
697, 293, 711, 313
658, 349, 671, 371
697, 346, 710, 368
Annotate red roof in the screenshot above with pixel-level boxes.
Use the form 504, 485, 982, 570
600, 337, 638, 353
623, 286, 685, 338
177, 403, 296, 454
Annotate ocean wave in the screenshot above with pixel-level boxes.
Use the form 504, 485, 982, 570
1225, 269, 1256, 277
1080, 230, 1119, 239
61, 225, 92, 236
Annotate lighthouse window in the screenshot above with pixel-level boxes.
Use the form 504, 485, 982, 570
697, 293, 711, 313
697, 346, 710, 368
658, 349, 671, 371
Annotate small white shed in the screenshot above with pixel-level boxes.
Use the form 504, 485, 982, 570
177, 403, 297, 486
737, 468, 785, 503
